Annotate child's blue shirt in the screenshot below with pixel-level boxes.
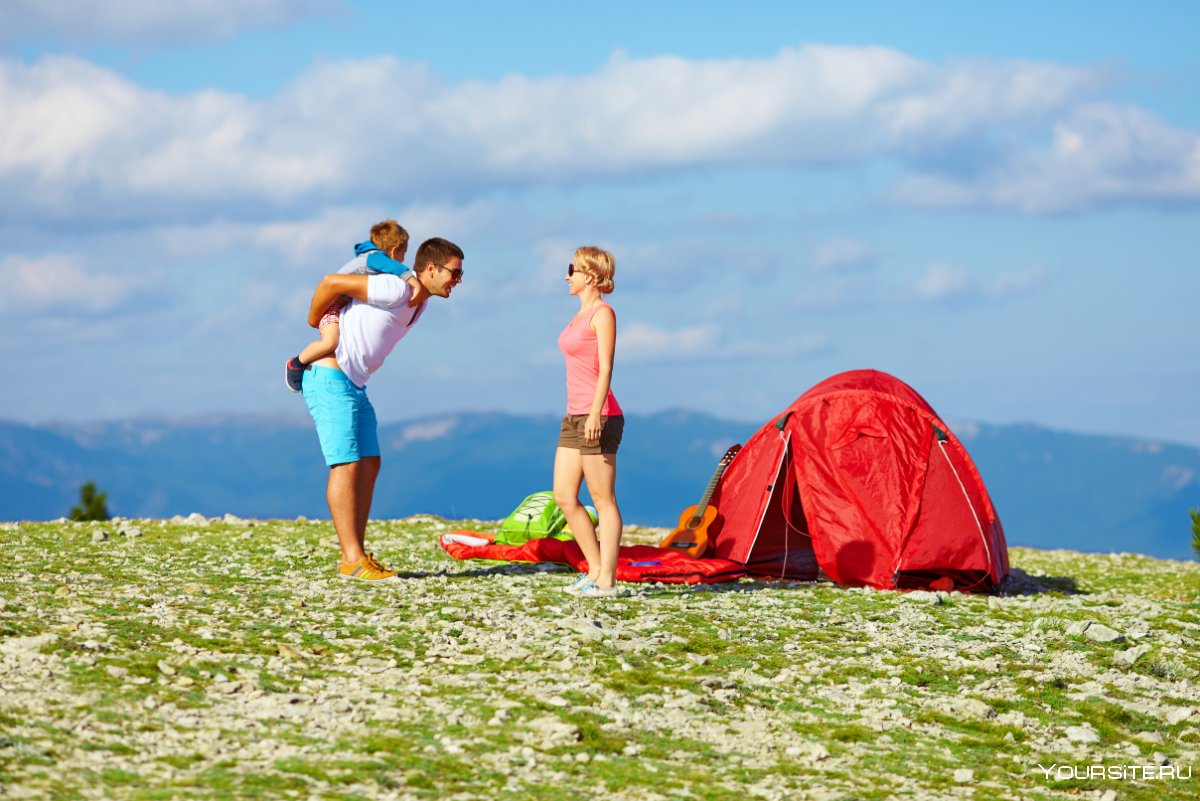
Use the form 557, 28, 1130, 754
352, 241, 410, 276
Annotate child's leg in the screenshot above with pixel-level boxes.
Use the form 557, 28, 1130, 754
299, 323, 339, 364
287, 300, 343, 392
297, 299, 345, 364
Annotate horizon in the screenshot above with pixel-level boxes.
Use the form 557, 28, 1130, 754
8, 406, 1200, 453
3, 1, 1198, 447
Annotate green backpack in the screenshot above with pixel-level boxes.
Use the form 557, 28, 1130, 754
495, 491, 596, 545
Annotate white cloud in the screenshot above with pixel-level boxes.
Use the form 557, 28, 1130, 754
620, 322, 829, 364
253, 201, 500, 266
986, 265, 1047, 298
621, 322, 717, 362
0, 45, 1193, 224
914, 263, 972, 302
876, 57, 1113, 148
717, 335, 832, 360
912, 263, 1048, 305
0, 0, 338, 47
0, 252, 145, 313
813, 239, 875, 272
892, 103, 1200, 212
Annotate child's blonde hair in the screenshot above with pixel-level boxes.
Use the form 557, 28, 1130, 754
370, 219, 409, 254
573, 246, 615, 294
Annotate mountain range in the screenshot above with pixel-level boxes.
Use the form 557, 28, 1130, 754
2, 411, 1197, 560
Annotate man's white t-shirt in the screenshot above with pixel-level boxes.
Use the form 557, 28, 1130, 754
334, 274, 426, 388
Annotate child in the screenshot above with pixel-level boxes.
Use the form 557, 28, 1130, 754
285, 220, 411, 393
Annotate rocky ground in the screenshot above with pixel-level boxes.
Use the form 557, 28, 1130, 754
1, 516, 1198, 800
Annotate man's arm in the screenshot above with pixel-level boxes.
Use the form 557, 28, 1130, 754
307, 274, 370, 328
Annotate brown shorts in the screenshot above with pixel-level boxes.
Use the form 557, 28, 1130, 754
558, 414, 624, 455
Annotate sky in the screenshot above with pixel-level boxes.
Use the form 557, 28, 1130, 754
1, 0, 1198, 446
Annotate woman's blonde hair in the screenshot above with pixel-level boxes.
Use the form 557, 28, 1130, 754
573, 246, 615, 294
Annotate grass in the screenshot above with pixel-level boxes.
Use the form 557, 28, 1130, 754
0, 516, 1198, 800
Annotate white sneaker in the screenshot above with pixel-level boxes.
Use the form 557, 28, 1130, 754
578, 583, 622, 599
564, 576, 596, 596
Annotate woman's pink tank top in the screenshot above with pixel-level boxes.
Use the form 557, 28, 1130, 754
557, 302, 622, 416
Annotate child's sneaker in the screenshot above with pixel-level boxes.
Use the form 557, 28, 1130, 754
563, 575, 595, 596
578, 583, 622, 599
285, 358, 306, 393
338, 553, 397, 582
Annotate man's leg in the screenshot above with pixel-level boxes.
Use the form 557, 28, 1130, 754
327, 460, 367, 565
305, 366, 390, 578
354, 455, 381, 554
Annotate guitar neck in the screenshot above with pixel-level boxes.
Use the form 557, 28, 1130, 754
693, 470, 723, 516
691, 445, 741, 519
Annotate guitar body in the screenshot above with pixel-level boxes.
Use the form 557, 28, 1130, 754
660, 503, 718, 558
659, 444, 741, 559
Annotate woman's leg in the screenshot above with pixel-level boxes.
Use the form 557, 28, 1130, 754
553, 446, 600, 580
582, 453, 622, 589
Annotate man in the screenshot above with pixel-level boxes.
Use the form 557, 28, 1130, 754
301, 236, 465, 581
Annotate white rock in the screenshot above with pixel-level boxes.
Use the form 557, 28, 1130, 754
1165, 707, 1196, 725
1084, 623, 1124, 643
1114, 644, 1151, 668
0, 633, 57, 654
556, 617, 608, 641
1065, 725, 1100, 743
956, 698, 996, 719
524, 715, 579, 749
953, 769, 974, 783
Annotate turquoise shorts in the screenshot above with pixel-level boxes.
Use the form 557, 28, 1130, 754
302, 365, 380, 466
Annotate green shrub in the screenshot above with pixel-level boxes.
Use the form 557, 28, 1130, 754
69, 481, 110, 522
1191, 508, 1200, 560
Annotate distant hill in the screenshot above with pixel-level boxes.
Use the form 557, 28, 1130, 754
1, 412, 1197, 560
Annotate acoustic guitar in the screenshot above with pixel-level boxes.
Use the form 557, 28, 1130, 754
659, 444, 742, 558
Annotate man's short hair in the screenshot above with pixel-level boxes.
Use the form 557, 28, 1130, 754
370, 219, 409, 254
414, 237, 465, 271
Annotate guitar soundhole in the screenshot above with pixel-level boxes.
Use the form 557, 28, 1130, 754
688, 518, 702, 529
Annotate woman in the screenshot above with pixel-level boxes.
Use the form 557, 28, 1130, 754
554, 246, 624, 599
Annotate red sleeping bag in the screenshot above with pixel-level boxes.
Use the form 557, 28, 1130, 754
439, 531, 747, 585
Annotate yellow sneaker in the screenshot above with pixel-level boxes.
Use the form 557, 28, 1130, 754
338, 552, 397, 582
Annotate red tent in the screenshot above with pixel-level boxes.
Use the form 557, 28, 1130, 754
709, 370, 1009, 592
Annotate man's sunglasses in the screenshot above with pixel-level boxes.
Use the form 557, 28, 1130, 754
434, 264, 464, 281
